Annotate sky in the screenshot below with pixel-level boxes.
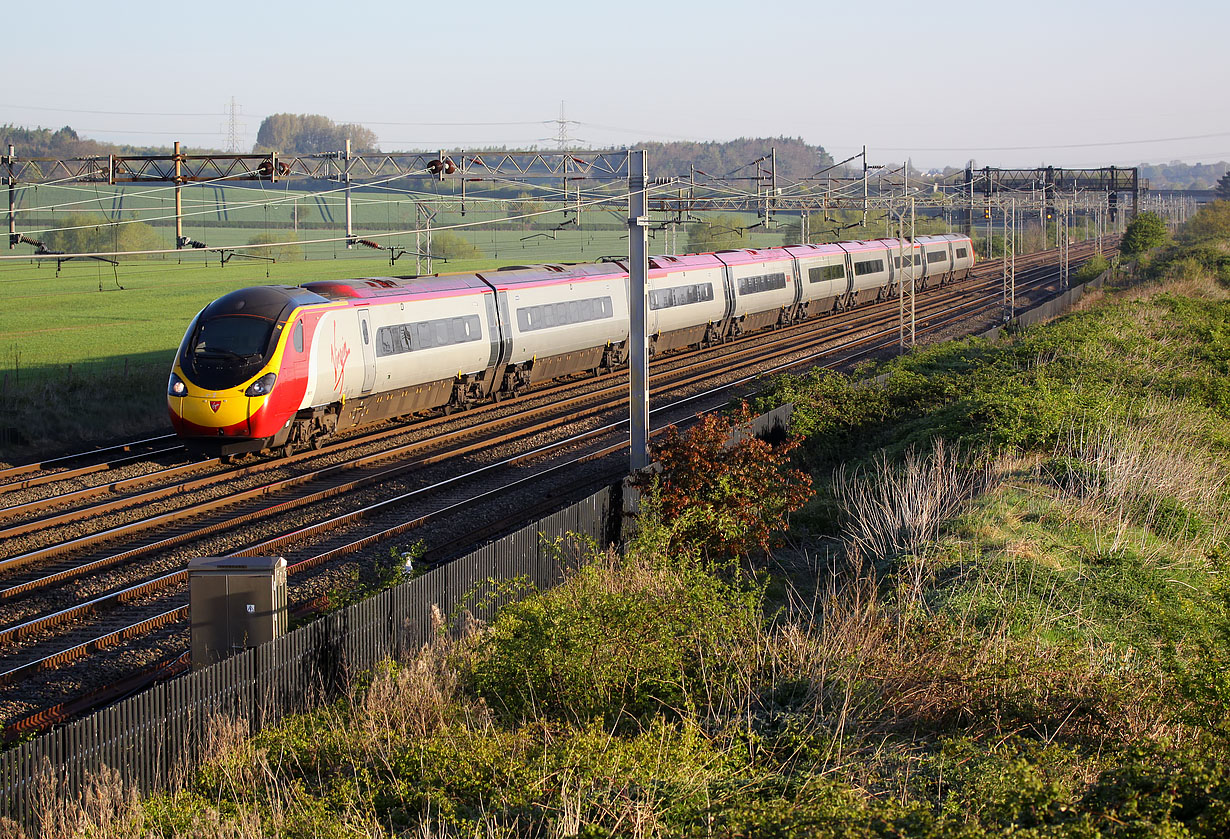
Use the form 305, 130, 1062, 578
6, 0, 1229, 172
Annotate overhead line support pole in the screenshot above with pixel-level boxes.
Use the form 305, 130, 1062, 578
345, 139, 353, 248
628, 150, 650, 473
6, 145, 14, 249
174, 141, 183, 248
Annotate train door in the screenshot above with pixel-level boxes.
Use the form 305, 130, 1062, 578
357, 308, 376, 394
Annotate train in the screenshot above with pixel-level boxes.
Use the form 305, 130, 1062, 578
167, 233, 975, 457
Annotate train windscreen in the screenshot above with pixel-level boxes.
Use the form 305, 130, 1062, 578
184, 315, 276, 389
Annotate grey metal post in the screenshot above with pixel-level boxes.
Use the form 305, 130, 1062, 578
174, 141, 183, 248
909, 197, 916, 347
6, 144, 14, 249
344, 139, 353, 248
1002, 201, 1009, 321
628, 150, 650, 472
862, 145, 868, 226
1010, 198, 1016, 318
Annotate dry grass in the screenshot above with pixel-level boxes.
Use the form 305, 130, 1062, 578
1047, 403, 1229, 561
832, 440, 997, 605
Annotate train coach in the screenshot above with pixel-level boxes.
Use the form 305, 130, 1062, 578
167, 233, 973, 456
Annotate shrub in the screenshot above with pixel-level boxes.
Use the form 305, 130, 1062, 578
1121, 211, 1170, 255
1179, 200, 1230, 245
633, 404, 813, 560
429, 230, 481, 260
467, 548, 763, 724
246, 231, 301, 261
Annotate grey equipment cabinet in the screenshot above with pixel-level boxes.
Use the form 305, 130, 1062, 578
188, 556, 288, 670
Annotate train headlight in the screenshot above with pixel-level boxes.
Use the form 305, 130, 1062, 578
244, 372, 277, 397
168, 372, 187, 397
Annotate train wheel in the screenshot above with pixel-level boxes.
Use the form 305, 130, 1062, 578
281, 441, 295, 458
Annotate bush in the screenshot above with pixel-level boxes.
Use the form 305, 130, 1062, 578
1121, 211, 1169, 255
1072, 253, 1109, 284
246, 231, 301, 261
429, 230, 481, 260
1179, 200, 1230, 245
633, 404, 813, 560
467, 548, 763, 724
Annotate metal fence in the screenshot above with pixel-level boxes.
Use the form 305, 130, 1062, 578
0, 485, 617, 836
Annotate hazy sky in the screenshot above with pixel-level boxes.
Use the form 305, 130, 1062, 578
7, 0, 1228, 171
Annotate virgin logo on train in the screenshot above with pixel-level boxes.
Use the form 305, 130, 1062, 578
330, 322, 350, 393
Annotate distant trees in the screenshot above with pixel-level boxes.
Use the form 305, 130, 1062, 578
1140, 161, 1230, 190
1120, 211, 1169, 255
638, 137, 834, 184
1215, 171, 1230, 201
253, 114, 379, 155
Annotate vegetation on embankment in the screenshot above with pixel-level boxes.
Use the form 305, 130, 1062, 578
21, 210, 1230, 838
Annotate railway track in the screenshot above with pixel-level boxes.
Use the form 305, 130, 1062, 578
0, 240, 1115, 736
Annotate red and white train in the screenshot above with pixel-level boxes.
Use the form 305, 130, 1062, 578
167, 233, 974, 456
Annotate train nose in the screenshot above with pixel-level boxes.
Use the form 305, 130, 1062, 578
178, 395, 250, 433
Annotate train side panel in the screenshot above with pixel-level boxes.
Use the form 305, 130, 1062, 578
716, 248, 798, 333
491, 265, 631, 384
787, 244, 850, 316
841, 241, 893, 303
645, 254, 728, 351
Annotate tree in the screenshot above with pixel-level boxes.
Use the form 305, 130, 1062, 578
1215, 171, 1230, 201
1120, 211, 1169, 255
429, 231, 481, 260
1179, 201, 1230, 245
253, 113, 379, 154
247, 231, 301, 261
686, 214, 748, 253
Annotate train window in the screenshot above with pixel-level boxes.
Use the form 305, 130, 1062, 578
516, 296, 614, 332
927, 251, 947, 263
737, 272, 787, 295
375, 314, 481, 357
650, 282, 715, 310
808, 264, 845, 283
956, 247, 968, 259
293, 321, 304, 353
361, 320, 370, 344
853, 259, 885, 277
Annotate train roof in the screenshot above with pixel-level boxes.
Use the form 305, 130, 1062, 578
711, 247, 794, 267
647, 253, 724, 274
299, 275, 489, 301
477, 261, 627, 292
201, 285, 329, 321
915, 234, 970, 244
836, 239, 892, 254
784, 243, 848, 258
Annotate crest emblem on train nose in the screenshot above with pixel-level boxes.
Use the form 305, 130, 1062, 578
210, 400, 222, 413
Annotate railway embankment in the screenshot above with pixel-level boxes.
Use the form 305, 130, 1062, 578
26, 222, 1230, 835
